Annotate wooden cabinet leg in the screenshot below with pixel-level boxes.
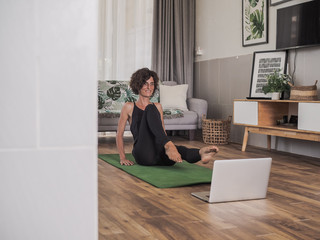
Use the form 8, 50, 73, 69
267, 135, 271, 150
242, 127, 249, 152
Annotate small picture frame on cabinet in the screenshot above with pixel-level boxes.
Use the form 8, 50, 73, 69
249, 50, 287, 98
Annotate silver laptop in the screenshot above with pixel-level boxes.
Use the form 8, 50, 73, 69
191, 158, 272, 203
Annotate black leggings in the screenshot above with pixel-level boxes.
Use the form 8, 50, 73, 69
132, 104, 201, 166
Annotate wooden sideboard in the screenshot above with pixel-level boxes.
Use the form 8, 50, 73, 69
233, 99, 320, 151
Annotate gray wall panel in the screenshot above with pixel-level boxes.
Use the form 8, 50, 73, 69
194, 53, 320, 158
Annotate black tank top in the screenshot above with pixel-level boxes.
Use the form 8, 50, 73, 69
130, 102, 144, 142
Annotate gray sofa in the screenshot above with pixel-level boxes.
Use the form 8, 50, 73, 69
98, 81, 208, 140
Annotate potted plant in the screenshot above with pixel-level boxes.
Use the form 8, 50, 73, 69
262, 69, 291, 100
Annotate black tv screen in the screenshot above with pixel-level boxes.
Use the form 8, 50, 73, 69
276, 0, 320, 50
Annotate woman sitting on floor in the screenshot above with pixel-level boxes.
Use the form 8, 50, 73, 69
116, 67, 219, 166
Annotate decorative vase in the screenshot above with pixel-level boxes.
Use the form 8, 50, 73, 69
271, 92, 281, 100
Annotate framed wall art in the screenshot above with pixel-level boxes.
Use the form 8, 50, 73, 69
242, 0, 268, 47
270, 0, 291, 6
249, 50, 287, 98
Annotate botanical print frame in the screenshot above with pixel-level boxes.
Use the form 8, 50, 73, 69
270, 0, 291, 6
249, 50, 287, 98
242, 0, 268, 47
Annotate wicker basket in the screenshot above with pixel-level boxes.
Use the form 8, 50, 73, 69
202, 116, 232, 145
289, 80, 318, 100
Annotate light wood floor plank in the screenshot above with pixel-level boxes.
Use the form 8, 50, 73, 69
98, 134, 320, 239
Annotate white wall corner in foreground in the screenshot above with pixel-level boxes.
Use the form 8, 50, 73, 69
0, 0, 99, 239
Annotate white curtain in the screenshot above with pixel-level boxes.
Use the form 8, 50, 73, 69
99, 0, 153, 80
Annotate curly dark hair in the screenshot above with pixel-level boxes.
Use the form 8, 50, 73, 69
130, 68, 159, 95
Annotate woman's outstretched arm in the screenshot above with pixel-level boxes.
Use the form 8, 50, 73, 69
116, 102, 134, 166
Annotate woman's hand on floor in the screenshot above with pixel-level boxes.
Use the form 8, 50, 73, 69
120, 159, 134, 166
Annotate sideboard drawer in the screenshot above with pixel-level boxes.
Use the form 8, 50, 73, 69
298, 103, 320, 132
234, 101, 258, 125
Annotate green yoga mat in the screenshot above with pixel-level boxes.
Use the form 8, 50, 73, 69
99, 154, 212, 188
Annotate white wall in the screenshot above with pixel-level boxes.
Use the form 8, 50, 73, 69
195, 0, 320, 88
195, 0, 313, 61
195, 0, 320, 158
0, 1, 98, 240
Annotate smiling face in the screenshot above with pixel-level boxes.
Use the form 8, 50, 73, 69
139, 77, 155, 98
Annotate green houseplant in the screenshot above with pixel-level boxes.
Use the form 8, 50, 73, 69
262, 69, 291, 99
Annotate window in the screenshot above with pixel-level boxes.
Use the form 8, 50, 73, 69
99, 0, 153, 80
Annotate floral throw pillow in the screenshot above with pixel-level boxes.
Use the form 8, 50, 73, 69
98, 81, 160, 116
162, 109, 184, 119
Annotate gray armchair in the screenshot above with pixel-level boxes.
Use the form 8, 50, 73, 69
98, 81, 208, 140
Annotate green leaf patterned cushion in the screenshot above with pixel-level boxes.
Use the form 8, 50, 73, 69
98, 80, 160, 111
162, 109, 184, 119
98, 81, 133, 112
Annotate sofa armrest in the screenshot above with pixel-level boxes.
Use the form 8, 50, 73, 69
187, 98, 208, 129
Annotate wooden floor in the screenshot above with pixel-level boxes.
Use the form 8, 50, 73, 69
98, 133, 320, 240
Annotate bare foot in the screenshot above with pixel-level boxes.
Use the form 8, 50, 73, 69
164, 141, 182, 163
199, 146, 219, 164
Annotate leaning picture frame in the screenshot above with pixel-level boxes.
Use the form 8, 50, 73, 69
242, 0, 268, 47
249, 50, 288, 98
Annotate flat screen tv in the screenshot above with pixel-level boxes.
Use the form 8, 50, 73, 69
276, 0, 320, 50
